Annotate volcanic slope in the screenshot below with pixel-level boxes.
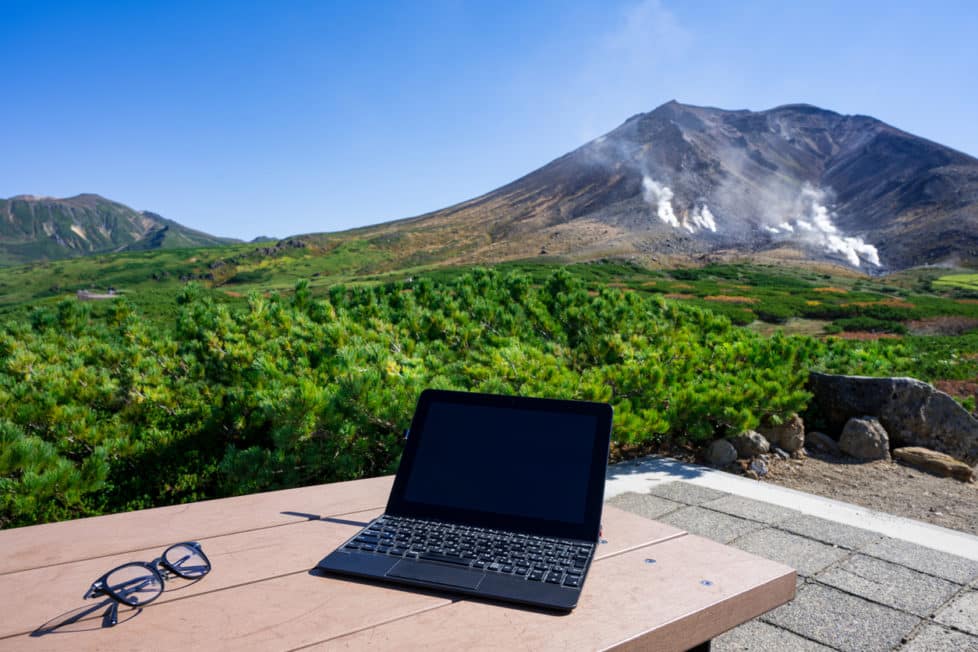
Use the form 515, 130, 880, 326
333, 101, 978, 272
0, 194, 238, 265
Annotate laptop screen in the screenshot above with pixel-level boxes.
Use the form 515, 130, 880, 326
387, 390, 613, 541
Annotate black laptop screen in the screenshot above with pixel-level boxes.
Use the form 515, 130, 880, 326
388, 390, 612, 540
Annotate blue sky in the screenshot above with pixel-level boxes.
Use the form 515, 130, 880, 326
2, 1, 976, 240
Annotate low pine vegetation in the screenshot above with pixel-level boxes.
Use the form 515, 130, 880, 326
6, 264, 978, 528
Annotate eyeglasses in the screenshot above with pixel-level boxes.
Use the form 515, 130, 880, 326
83, 542, 211, 626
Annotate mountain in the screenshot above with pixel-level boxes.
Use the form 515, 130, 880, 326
0, 194, 238, 265
343, 101, 978, 271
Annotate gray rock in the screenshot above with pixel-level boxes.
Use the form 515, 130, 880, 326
706, 439, 738, 466
774, 447, 790, 460
731, 430, 770, 458
749, 457, 769, 476
809, 372, 978, 464
758, 413, 806, 452
839, 416, 891, 460
805, 430, 840, 454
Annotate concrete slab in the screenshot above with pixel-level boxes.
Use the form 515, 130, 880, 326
817, 554, 960, 617
645, 480, 727, 505
659, 505, 765, 544
605, 456, 978, 561
701, 494, 801, 525
900, 623, 978, 651
713, 618, 834, 651
764, 583, 920, 652
862, 538, 978, 584
778, 513, 884, 550
731, 528, 850, 577
934, 589, 978, 636
604, 492, 683, 520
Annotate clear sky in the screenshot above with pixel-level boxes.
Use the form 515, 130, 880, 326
2, 1, 976, 240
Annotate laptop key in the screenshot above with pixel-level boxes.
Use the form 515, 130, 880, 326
545, 571, 562, 584
563, 576, 581, 588
528, 569, 545, 581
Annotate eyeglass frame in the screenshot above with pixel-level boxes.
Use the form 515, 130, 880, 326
83, 541, 211, 626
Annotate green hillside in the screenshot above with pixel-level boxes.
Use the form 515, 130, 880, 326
0, 194, 238, 265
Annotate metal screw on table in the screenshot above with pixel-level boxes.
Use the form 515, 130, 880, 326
644, 559, 656, 564
700, 580, 713, 586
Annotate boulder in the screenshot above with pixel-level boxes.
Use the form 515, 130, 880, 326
706, 439, 737, 466
893, 447, 976, 483
730, 431, 770, 458
839, 417, 891, 461
809, 372, 978, 465
758, 414, 805, 452
806, 431, 840, 455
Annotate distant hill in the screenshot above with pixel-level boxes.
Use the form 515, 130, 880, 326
0, 194, 238, 265
330, 101, 978, 271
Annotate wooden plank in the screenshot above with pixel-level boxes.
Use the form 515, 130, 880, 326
318, 535, 796, 652
0, 570, 453, 652
0, 508, 382, 640
0, 475, 394, 575
0, 505, 682, 649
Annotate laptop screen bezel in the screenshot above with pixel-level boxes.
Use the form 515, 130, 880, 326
386, 389, 613, 542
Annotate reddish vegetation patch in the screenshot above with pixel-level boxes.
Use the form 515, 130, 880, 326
704, 295, 758, 304
664, 293, 696, 300
833, 331, 902, 340
814, 287, 848, 294
670, 283, 694, 290
908, 316, 978, 336
223, 290, 243, 298
956, 298, 978, 305
935, 379, 978, 402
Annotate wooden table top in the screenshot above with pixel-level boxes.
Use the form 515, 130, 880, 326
0, 476, 795, 651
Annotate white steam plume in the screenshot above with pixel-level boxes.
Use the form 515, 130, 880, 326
767, 185, 880, 267
688, 204, 717, 233
642, 176, 679, 228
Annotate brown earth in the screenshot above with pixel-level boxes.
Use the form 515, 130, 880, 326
760, 450, 978, 536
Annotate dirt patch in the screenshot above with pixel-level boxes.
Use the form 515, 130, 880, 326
843, 299, 916, 309
908, 316, 978, 336
814, 287, 848, 294
761, 451, 978, 535
664, 293, 696, 300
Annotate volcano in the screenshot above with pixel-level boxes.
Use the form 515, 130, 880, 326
349, 101, 978, 271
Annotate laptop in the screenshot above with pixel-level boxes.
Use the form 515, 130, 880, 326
317, 389, 613, 611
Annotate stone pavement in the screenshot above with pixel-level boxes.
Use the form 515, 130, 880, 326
605, 471, 978, 651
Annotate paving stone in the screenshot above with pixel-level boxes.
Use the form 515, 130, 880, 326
713, 618, 834, 651
701, 494, 801, 525
817, 554, 960, 617
778, 514, 883, 550
764, 583, 920, 652
900, 622, 978, 651
732, 528, 850, 577
645, 480, 728, 506
605, 492, 683, 520
658, 505, 765, 544
934, 589, 978, 635
862, 538, 978, 584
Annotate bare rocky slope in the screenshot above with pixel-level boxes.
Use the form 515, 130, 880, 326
341, 101, 978, 272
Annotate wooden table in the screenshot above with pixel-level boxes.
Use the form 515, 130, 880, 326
0, 476, 795, 651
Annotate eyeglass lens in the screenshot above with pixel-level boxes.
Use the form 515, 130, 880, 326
163, 543, 210, 578
104, 564, 164, 606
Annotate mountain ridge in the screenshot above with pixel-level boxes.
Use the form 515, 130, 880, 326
320, 101, 978, 272
0, 194, 238, 265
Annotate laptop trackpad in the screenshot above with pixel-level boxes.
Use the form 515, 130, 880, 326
388, 559, 485, 589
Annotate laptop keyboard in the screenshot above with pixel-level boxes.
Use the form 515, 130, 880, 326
343, 515, 595, 588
